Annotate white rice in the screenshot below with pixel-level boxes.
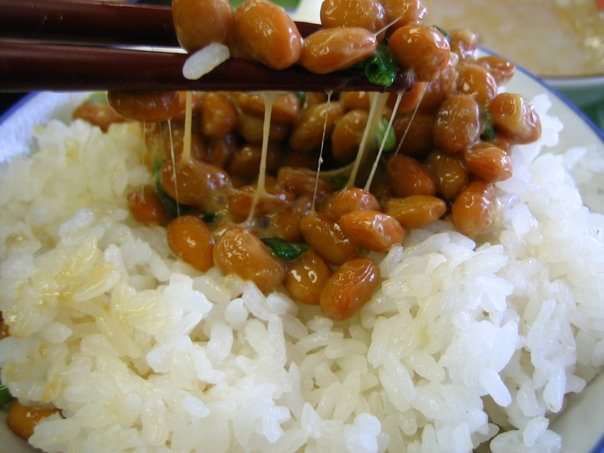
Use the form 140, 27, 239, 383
0, 93, 603, 453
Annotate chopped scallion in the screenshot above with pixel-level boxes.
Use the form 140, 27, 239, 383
363, 44, 398, 87
375, 118, 396, 152
432, 25, 449, 39
481, 112, 496, 141
328, 173, 349, 191
86, 92, 109, 104
151, 158, 166, 180
293, 91, 306, 105
0, 380, 14, 408
155, 181, 187, 219
202, 212, 217, 224
154, 160, 188, 218
261, 237, 308, 260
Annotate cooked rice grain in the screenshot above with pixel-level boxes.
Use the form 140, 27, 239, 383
0, 95, 603, 453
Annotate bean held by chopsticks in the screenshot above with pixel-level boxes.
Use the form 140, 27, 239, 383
0, 0, 415, 93
0, 0, 323, 47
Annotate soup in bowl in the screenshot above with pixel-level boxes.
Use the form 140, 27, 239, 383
422, 0, 604, 106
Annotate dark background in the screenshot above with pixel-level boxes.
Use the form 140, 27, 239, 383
0, 93, 27, 117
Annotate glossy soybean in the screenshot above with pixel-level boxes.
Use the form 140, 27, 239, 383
172, 0, 234, 52
213, 227, 285, 293
284, 250, 333, 305
451, 180, 497, 238
339, 209, 405, 252
320, 258, 380, 321
385, 195, 446, 229
299, 28, 378, 75
388, 24, 450, 82
300, 211, 359, 264
167, 215, 214, 272
232, 0, 302, 70
108, 91, 181, 122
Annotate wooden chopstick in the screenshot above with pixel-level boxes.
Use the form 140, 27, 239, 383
0, 0, 414, 93
0, 0, 324, 46
0, 0, 177, 46
0, 41, 413, 92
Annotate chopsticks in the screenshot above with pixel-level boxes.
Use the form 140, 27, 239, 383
0, 0, 178, 47
0, 0, 322, 46
0, 41, 415, 92
0, 0, 414, 93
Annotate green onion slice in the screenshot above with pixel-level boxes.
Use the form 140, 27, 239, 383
153, 159, 189, 218
86, 92, 109, 104
0, 380, 14, 408
375, 118, 397, 152
293, 91, 306, 105
363, 44, 399, 87
328, 173, 349, 191
261, 237, 308, 260
201, 212, 217, 225
432, 25, 449, 39
481, 112, 496, 142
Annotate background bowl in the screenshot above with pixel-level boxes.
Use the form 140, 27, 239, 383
546, 74, 604, 108
419, 0, 604, 128
546, 74, 604, 135
545, 74, 604, 135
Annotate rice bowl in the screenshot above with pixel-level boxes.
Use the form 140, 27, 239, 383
0, 54, 604, 453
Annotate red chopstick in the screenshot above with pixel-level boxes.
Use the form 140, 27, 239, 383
0, 41, 413, 92
0, 0, 324, 46
0, 0, 177, 46
0, 0, 414, 93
